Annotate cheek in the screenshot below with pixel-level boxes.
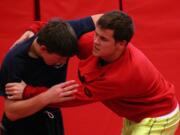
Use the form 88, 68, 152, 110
100, 43, 112, 51
44, 57, 58, 65
51, 58, 60, 63
103, 45, 116, 55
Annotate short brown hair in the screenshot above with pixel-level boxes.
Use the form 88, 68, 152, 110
97, 11, 134, 43
37, 18, 78, 57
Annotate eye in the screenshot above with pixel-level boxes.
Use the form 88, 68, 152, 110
100, 36, 108, 41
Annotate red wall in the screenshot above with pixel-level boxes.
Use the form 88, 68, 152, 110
124, 1, 180, 134
0, 0, 34, 118
0, 0, 179, 134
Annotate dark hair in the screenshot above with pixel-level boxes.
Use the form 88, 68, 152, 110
97, 11, 134, 43
37, 18, 78, 57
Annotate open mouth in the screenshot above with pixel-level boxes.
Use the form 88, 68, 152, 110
94, 45, 100, 52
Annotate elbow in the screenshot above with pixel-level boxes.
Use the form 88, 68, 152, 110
4, 100, 22, 121
5, 112, 19, 121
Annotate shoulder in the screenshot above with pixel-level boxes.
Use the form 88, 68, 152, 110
2, 36, 35, 69
77, 32, 94, 59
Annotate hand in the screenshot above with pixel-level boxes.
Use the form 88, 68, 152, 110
10, 31, 35, 49
43, 80, 79, 104
5, 81, 27, 100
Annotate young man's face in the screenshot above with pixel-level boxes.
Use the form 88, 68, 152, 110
93, 27, 119, 60
41, 51, 68, 66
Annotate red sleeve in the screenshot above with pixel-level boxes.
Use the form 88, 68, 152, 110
23, 85, 61, 108
22, 84, 95, 108
77, 31, 94, 59
23, 85, 47, 99
27, 21, 47, 34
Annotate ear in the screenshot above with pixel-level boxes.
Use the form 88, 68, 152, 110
39, 45, 48, 53
119, 40, 127, 46
115, 40, 127, 53
116, 40, 127, 47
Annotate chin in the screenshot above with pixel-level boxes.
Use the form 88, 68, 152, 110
92, 50, 100, 56
92, 51, 98, 57
45, 62, 53, 66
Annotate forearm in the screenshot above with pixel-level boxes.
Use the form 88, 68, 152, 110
49, 99, 93, 108
91, 14, 103, 25
23, 86, 85, 108
23, 85, 92, 108
5, 92, 48, 121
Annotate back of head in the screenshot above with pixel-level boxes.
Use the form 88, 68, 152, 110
97, 10, 134, 43
37, 18, 78, 57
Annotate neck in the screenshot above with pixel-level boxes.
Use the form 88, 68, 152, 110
28, 39, 41, 58
101, 47, 126, 63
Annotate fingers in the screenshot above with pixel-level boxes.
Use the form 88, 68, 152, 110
6, 90, 21, 95
7, 95, 21, 100
59, 89, 77, 97
55, 81, 79, 97
63, 84, 79, 92
5, 81, 26, 99
5, 84, 23, 100
5, 82, 19, 88
58, 80, 77, 88
46, 88, 77, 104
6, 89, 23, 100
6, 86, 18, 94
60, 96, 76, 102
20, 80, 26, 85
7, 95, 14, 100
6, 81, 26, 88
5, 85, 22, 93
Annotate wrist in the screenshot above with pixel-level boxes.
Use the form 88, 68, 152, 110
38, 92, 50, 106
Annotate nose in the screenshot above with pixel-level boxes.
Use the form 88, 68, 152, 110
55, 60, 66, 68
54, 63, 64, 68
57, 58, 67, 65
59, 59, 66, 65
94, 35, 100, 45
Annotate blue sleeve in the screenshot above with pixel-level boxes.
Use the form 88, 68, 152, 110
67, 16, 95, 39
0, 62, 8, 96
0, 84, 4, 96
0, 55, 22, 96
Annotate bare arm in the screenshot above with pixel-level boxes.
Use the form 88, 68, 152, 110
11, 31, 34, 49
5, 93, 48, 121
5, 80, 78, 121
5, 80, 95, 108
5, 80, 92, 107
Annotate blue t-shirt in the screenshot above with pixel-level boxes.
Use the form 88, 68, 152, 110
0, 16, 95, 96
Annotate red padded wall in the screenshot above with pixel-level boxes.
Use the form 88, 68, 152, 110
40, 0, 119, 20
0, 0, 179, 134
124, 1, 180, 134
0, 0, 34, 119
